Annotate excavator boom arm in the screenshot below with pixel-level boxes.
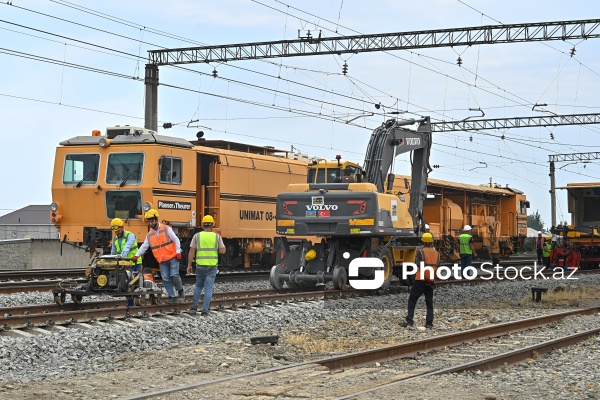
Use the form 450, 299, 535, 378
362, 117, 432, 230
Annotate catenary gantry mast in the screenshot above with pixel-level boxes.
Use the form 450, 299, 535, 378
144, 18, 600, 130
548, 152, 600, 228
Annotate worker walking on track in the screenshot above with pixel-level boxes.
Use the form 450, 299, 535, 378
399, 233, 439, 330
459, 225, 477, 277
132, 209, 184, 304
187, 215, 226, 316
110, 218, 142, 307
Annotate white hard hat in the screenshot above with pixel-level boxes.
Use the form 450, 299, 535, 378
464, 225, 472, 231
425, 224, 430, 229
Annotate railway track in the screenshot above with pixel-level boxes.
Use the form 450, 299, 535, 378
0, 287, 358, 332
0, 258, 539, 293
0, 270, 270, 294
119, 308, 600, 399
1, 268, 596, 331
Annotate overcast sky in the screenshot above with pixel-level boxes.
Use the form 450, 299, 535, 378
1, 0, 599, 228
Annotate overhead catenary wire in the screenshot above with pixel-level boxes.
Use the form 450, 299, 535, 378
2, 0, 596, 195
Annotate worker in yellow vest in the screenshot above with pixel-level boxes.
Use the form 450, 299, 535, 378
110, 217, 142, 307
542, 236, 552, 268
399, 233, 440, 330
187, 215, 226, 316
459, 225, 477, 277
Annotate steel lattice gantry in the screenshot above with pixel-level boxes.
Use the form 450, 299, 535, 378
430, 113, 600, 132
429, 115, 600, 228
144, 18, 600, 130
549, 152, 600, 163
148, 19, 600, 64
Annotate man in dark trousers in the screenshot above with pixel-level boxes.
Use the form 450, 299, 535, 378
459, 225, 477, 277
399, 233, 440, 330
535, 232, 544, 266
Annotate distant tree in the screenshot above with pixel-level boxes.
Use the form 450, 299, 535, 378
527, 210, 544, 231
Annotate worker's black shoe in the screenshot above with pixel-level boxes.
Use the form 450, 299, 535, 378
200, 311, 209, 316
165, 297, 177, 304
399, 322, 413, 329
188, 308, 197, 315
425, 324, 434, 330
177, 289, 185, 303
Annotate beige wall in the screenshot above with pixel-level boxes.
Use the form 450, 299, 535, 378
0, 225, 59, 240
0, 239, 92, 269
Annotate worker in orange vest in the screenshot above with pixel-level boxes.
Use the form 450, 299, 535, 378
132, 209, 184, 304
399, 233, 440, 330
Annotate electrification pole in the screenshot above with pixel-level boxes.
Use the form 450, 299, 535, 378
548, 152, 600, 228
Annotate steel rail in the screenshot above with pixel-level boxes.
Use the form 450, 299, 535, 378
316, 307, 600, 371
0, 288, 353, 330
334, 327, 600, 399
120, 307, 600, 400
0, 271, 270, 293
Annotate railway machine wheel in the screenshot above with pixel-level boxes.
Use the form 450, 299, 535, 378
71, 294, 84, 304
53, 292, 66, 306
133, 295, 148, 306
150, 294, 162, 305
270, 264, 284, 290
332, 265, 347, 290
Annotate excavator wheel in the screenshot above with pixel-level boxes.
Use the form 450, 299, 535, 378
373, 246, 393, 290
269, 265, 284, 290
332, 265, 347, 290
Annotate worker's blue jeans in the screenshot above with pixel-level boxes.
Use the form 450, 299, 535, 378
460, 254, 472, 277
192, 266, 218, 313
160, 257, 182, 298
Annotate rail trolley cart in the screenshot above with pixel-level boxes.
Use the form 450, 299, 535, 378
52, 256, 164, 306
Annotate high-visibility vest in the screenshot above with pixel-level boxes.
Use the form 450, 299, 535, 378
194, 231, 220, 266
146, 224, 176, 263
542, 242, 552, 257
415, 247, 439, 282
459, 234, 473, 255
114, 231, 141, 264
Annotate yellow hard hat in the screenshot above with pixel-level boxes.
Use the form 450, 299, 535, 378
111, 218, 124, 231
305, 249, 317, 261
421, 233, 433, 243
144, 209, 159, 219
202, 215, 215, 225
545, 236, 551, 241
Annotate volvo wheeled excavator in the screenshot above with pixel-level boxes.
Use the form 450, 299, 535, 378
270, 117, 432, 290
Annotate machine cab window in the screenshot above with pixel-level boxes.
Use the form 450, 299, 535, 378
159, 156, 182, 185
519, 200, 530, 215
106, 153, 144, 186
63, 153, 100, 186
106, 190, 142, 220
